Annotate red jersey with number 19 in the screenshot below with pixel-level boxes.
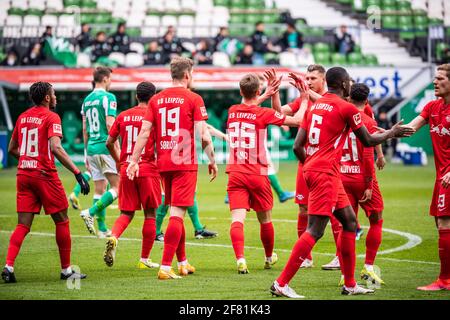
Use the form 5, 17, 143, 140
11, 106, 63, 179
144, 87, 208, 172
301, 93, 363, 175
109, 105, 158, 177
225, 104, 286, 176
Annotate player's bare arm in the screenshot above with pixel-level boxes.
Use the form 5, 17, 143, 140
127, 119, 152, 180
375, 144, 386, 170
206, 123, 228, 141
353, 121, 415, 147
197, 121, 218, 181
293, 127, 307, 163
106, 115, 120, 156
8, 137, 19, 160
50, 136, 90, 195
106, 135, 120, 171
82, 115, 90, 171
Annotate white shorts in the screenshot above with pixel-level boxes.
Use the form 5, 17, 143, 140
87, 154, 118, 181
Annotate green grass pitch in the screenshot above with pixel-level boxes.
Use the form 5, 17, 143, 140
0, 161, 449, 300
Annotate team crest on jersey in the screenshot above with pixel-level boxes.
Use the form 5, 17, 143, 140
53, 124, 62, 134
110, 101, 117, 110
200, 106, 208, 117
353, 113, 362, 125
446, 116, 450, 122
274, 111, 283, 119
431, 124, 450, 137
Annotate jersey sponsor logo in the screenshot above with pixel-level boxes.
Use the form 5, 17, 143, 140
110, 101, 117, 110
430, 124, 450, 137
353, 113, 362, 126
274, 111, 283, 119
200, 106, 208, 117
53, 124, 62, 134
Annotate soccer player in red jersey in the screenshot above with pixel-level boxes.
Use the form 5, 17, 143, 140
127, 57, 217, 280
270, 67, 414, 298
405, 64, 450, 291
1, 82, 90, 283
226, 74, 305, 274
103, 82, 161, 269
340, 83, 385, 286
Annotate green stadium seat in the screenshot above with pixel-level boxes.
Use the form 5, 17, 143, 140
313, 42, 330, 53
398, 15, 414, 40
353, 44, 361, 53
230, 0, 246, 9
93, 13, 111, 24
366, 0, 380, 8
247, 0, 265, 9
127, 28, 141, 37
337, 0, 352, 4
228, 25, 243, 37
8, 8, 27, 16
364, 54, 379, 66
80, 14, 96, 24
382, 15, 398, 29
331, 53, 347, 65
398, 0, 411, 10
81, 0, 97, 9
61, 111, 83, 153
381, 0, 396, 8
27, 9, 44, 16
262, 13, 279, 24
64, 0, 80, 7
264, 25, 280, 37
347, 52, 364, 65
111, 17, 126, 25
436, 43, 449, 62
382, 5, 397, 13
314, 51, 331, 65
429, 18, 444, 26
352, 0, 367, 12
214, 0, 230, 7
399, 15, 414, 28
229, 14, 245, 24
264, 52, 279, 64
245, 14, 261, 25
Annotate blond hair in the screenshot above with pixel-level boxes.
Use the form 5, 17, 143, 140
170, 56, 194, 80
240, 73, 260, 99
437, 63, 450, 80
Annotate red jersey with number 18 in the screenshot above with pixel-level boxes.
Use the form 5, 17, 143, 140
109, 105, 158, 177
144, 87, 208, 172
301, 93, 363, 175
225, 104, 286, 176
11, 106, 63, 179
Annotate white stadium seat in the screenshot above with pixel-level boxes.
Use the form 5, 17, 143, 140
23, 15, 40, 26
195, 14, 212, 28
177, 28, 194, 38
109, 52, 126, 66
11, 0, 28, 11
194, 26, 211, 37
59, 15, 76, 27
6, 15, 22, 26
161, 15, 178, 27
127, 13, 145, 27
77, 53, 92, 68
130, 42, 145, 54
144, 15, 160, 26
212, 52, 231, 67
125, 53, 144, 67
46, 0, 64, 11
181, 0, 197, 11
279, 52, 299, 67
141, 27, 160, 37
41, 15, 58, 27
178, 15, 195, 27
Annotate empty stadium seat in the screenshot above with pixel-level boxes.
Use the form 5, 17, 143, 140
145, 15, 161, 27
279, 52, 298, 67
130, 42, 145, 55
162, 15, 178, 27
23, 15, 40, 26
347, 52, 363, 65
77, 52, 91, 67
331, 52, 347, 65
125, 53, 144, 67
212, 52, 231, 67
6, 15, 22, 26
109, 52, 126, 66
41, 15, 59, 27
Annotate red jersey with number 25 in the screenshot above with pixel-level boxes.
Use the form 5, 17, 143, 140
109, 105, 158, 177
420, 98, 450, 179
301, 93, 363, 175
144, 87, 208, 172
226, 104, 286, 176
340, 111, 377, 186
11, 106, 63, 179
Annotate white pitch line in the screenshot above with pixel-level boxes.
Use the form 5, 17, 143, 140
0, 229, 438, 266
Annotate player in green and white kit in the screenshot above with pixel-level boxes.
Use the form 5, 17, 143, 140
79, 67, 120, 238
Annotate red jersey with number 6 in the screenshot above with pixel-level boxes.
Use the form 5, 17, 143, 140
144, 87, 208, 172
11, 106, 63, 179
301, 93, 363, 175
225, 104, 286, 176
109, 105, 158, 177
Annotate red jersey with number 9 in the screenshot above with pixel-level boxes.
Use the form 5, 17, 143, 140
225, 104, 286, 176
11, 106, 63, 179
301, 93, 363, 175
109, 105, 158, 177
144, 87, 208, 172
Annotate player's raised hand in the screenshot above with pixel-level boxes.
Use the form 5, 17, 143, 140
390, 120, 415, 138
359, 189, 373, 203
288, 73, 308, 97
126, 161, 139, 180
208, 162, 218, 182
75, 172, 90, 195
376, 156, 386, 170
263, 68, 277, 85
441, 172, 450, 188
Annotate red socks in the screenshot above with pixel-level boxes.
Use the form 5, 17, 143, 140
55, 220, 71, 269
6, 224, 30, 267
297, 213, 312, 260
365, 219, 383, 265
112, 214, 132, 238
439, 229, 450, 280
260, 222, 274, 258
141, 218, 156, 260
277, 232, 316, 286
176, 223, 186, 262
339, 231, 356, 287
230, 221, 245, 259
330, 215, 342, 256
161, 216, 183, 266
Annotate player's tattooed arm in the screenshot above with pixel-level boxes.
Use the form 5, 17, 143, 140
293, 127, 307, 163
8, 137, 19, 159
127, 120, 153, 180
354, 121, 415, 147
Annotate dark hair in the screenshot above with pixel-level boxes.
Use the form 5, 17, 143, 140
350, 83, 370, 102
29, 82, 52, 105
136, 82, 156, 103
240, 73, 260, 99
93, 66, 112, 83
96, 31, 105, 37
117, 22, 126, 30
255, 21, 263, 26
326, 66, 350, 90
307, 64, 326, 74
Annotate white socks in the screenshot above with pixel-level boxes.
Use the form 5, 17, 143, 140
237, 258, 246, 265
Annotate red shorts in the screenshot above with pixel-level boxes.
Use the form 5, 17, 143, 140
343, 180, 384, 217
16, 174, 68, 215
295, 163, 309, 205
430, 179, 450, 217
227, 171, 273, 212
119, 175, 161, 211
160, 170, 197, 207
304, 171, 350, 217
